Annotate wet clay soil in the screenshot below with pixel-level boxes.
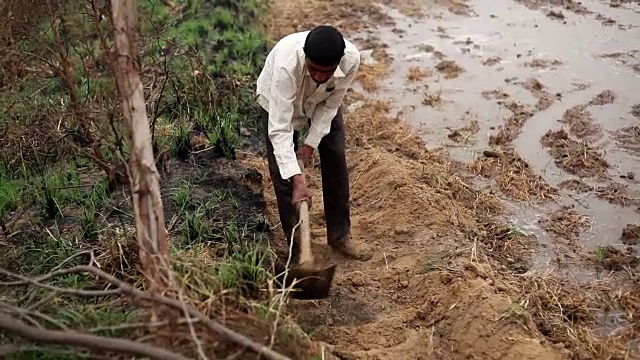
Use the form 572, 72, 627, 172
243, 0, 640, 359
354, 0, 640, 268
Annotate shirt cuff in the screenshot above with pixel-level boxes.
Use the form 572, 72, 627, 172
277, 159, 301, 180
303, 126, 325, 149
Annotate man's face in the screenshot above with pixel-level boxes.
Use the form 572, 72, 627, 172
306, 58, 338, 85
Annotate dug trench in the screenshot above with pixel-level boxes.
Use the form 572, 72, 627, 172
238, 0, 640, 359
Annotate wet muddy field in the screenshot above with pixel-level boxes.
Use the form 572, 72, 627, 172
353, 0, 640, 280
258, 0, 640, 358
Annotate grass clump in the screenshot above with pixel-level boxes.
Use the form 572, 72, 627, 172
0, 0, 315, 358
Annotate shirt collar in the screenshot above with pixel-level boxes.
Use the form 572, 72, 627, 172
333, 65, 345, 78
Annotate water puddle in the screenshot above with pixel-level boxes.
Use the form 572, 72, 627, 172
351, 0, 640, 281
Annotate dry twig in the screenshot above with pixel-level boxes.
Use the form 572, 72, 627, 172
0, 265, 292, 360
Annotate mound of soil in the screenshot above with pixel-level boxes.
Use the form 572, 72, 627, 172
540, 129, 609, 178
489, 101, 534, 145
284, 146, 563, 360
519, 77, 556, 111
481, 89, 510, 100
560, 105, 603, 141
632, 104, 640, 119
435, 59, 465, 79
595, 182, 640, 209
588, 90, 617, 106
613, 125, 640, 154
469, 149, 558, 203
621, 224, 640, 245
558, 178, 593, 193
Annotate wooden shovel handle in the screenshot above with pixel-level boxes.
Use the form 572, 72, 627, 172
296, 158, 313, 267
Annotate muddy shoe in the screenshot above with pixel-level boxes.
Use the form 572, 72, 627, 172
330, 241, 373, 262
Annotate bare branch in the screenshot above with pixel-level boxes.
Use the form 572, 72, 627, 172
1, 264, 292, 360
0, 313, 190, 360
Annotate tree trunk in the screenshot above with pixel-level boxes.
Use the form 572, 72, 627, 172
109, 0, 169, 289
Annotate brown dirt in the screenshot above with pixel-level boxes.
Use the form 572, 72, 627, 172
357, 47, 393, 92
523, 58, 563, 69
481, 89, 510, 100
540, 129, 610, 178
621, 224, 640, 245
434, 59, 465, 79
514, 0, 593, 15
588, 90, 617, 106
421, 90, 445, 107
632, 104, 640, 119
595, 182, 640, 210
406, 66, 432, 82
482, 56, 502, 66
596, 246, 640, 272
538, 206, 591, 263
489, 101, 534, 146
613, 124, 640, 154
519, 77, 557, 111
469, 149, 559, 203
539, 206, 591, 243
558, 179, 593, 193
250, 1, 640, 359
559, 105, 603, 141
447, 118, 480, 143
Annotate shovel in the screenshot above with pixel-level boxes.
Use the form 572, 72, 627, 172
274, 159, 337, 300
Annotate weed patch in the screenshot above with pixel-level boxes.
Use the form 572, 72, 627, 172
0, 0, 315, 358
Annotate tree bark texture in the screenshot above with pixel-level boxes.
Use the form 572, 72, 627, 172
110, 0, 169, 287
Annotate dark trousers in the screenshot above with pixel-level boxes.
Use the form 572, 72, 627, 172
264, 107, 351, 259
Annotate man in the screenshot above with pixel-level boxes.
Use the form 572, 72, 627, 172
256, 25, 373, 263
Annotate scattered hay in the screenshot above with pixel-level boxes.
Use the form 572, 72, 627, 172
613, 124, 640, 154
421, 90, 444, 107
435, 60, 465, 79
558, 178, 593, 193
489, 101, 533, 145
478, 221, 539, 271
523, 58, 563, 69
265, 0, 391, 42
559, 105, 603, 141
481, 89, 509, 100
546, 10, 566, 20
539, 205, 591, 242
595, 182, 640, 209
514, 270, 635, 360
540, 129, 609, 178
588, 90, 617, 106
482, 56, 502, 66
595, 245, 640, 272
468, 149, 558, 203
356, 47, 392, 92
515, 0, 592, 15
447, 119, 479, 143
405, 66, 432, 82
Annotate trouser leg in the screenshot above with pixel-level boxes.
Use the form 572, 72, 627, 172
317, 106, 351, 247
264, 123, 301, 263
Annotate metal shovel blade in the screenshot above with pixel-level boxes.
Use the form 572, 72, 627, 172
274, 263, 337, 300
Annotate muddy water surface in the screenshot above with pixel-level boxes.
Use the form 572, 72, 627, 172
353, 0, 640, 278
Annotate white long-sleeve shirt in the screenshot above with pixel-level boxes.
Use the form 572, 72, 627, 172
256, 30, 360, 180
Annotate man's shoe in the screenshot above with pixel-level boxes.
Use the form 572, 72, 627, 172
330, 240, 373, 262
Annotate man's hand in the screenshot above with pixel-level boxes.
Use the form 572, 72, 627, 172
291, 175, 313, 209
296, 144, 315, 168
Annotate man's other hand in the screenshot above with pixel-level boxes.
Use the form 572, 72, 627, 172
296, 144, 315, 168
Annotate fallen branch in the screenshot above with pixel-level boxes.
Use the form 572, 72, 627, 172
0, 313, 190, 360
0, 265, 293, 360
